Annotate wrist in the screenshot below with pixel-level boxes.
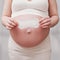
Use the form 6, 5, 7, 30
49, 16, 59, 28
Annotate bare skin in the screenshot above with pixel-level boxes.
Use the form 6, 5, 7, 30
2, 0, 59, 47
9, 14, 50, 47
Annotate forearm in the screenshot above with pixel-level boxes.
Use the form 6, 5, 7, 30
50, 15, 59, 27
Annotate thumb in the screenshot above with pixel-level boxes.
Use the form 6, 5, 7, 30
13, 19, 19, 26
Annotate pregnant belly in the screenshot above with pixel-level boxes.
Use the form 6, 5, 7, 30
10, 14, 50, 47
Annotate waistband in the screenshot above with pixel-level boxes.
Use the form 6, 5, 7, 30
11, 9, 49, 18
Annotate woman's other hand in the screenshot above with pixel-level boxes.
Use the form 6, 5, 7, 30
2, 16, 18, 30
39, 17, 51, 29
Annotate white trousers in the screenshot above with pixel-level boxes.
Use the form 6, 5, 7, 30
8, 35, 51, 60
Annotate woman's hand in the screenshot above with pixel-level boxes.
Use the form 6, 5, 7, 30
39, 17, 51, 29
2, 16, 18, 30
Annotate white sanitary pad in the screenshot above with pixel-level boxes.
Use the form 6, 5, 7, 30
18, 18, 40, 29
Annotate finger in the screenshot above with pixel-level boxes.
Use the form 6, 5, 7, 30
39, 17, 50, 23
10, 19, 18, 26
6, 26, 12, 30
7, 20, 16, 26
39, 18, 46, 23
6, 23, 15, 28
41, 26, 49, 28
45, 16, 50, 19
13, 19, 19, 26
40, 19, 51, 25
41, 22, 51, 26
9, 18, 15, 23
9, 18, 18, 25
40, 25, 50, 28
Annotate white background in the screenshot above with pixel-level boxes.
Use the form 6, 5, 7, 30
0, 0, 60, 60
